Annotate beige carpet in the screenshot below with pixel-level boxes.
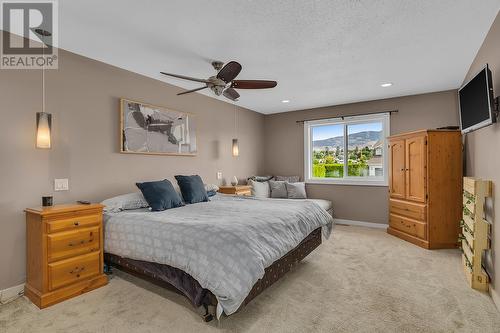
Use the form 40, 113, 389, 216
2, 225, 500, 333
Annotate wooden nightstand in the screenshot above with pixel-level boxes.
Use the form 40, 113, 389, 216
24, 204, 108, 308
218, 185, 252, 196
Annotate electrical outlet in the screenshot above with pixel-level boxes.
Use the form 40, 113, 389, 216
217, 172, 222, 180
54, 178, 69, 191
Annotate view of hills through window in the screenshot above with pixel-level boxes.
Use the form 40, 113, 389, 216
311, 122, 383, 178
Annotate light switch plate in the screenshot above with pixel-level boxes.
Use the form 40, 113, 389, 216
54, 178, 69, 191
217, 172, 222, 180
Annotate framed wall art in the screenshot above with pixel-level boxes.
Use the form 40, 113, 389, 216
120, 98, 197, 156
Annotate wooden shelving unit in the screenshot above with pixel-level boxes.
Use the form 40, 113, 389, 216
460, 177, 492, 292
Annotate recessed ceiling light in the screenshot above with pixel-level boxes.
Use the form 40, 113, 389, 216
282, 100, 290, 103
380, 83, 393, 87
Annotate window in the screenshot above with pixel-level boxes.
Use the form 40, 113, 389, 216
304, 113, 390, 186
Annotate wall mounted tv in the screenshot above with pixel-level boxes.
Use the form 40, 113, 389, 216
458, 64, 496, 134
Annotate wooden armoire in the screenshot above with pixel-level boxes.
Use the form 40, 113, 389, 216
387, 129, 462, 249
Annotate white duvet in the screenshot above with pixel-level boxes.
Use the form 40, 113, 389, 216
104, 195, 333, 317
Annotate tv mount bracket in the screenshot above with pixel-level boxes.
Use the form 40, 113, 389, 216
495, 96, 500, 119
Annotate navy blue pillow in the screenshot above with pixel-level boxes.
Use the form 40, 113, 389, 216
174, 175, 209, 204
207, 190, 217, 197
136, 179, 184, 211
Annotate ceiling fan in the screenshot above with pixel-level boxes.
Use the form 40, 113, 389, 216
160, 61, 277, 101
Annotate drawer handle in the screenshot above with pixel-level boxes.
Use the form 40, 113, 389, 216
70, 266, 85, 274
68, 238, 94, 247
74, 221, 80, 226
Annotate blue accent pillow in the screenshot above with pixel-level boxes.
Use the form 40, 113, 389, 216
174, 175, 209, 204
136, 179, 184, 211
207, 190, 217, 197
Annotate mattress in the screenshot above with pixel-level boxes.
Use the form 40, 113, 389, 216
308, 199, 333, 213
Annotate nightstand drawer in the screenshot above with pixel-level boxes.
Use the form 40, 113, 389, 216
235, 189, 251, 196
48, 252, 100, 290
46, 214, 101, 233
48, 226, 100, 262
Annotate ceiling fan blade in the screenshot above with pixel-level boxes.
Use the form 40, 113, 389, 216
217, 61, 242, 83
231, 80, 277, 89
223, 87, 240, 101
177, 86, 208, 96
160, 72, 210, 84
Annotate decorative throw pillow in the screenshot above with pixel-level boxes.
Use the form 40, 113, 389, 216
249, 179, 270, 198
101, 192, 150, 213
247, 175, 274, 182
175, 175, 209, 204
135, 180, 184, 211
269, 180, 288, 198
286, 182, 307, 199
275, 175, 300, 183
207, 190, 217, 197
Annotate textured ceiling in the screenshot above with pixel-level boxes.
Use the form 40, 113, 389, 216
56, 0, 500, 114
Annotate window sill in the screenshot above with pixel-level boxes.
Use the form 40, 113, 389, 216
305, 178, 388, 187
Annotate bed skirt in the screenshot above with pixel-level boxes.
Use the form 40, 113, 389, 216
104, 227, 322, 317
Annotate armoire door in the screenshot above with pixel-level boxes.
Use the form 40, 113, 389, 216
405, 135, 427, 202
389, 140, 405, 199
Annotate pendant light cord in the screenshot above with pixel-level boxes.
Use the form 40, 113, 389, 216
42, 35, 45, 114
234, 103, 237, 138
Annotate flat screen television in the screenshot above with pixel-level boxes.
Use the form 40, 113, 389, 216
458, 64, 496, 134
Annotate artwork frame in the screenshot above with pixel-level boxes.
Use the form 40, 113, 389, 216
119, 98, 197, 156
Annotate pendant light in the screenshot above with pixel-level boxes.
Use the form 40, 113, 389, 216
232, 138, 239, 157
232, 103, 239, 157
35, 29, 52, 149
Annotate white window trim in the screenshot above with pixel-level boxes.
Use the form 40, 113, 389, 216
304, 113, 390, 186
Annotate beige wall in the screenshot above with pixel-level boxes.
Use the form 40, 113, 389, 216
462, 11, 500, 308
263, 90, 459, 224
0, 47, 265, 290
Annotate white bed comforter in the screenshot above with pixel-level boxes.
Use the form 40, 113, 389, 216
104, 195, 333, 317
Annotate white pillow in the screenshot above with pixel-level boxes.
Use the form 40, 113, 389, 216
205, 184, 219, 192
101, 192, 149, 212
249, 179, 270, 198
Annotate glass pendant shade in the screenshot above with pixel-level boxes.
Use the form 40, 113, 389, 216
36, 112, 52, 149
232, 138, 239, 157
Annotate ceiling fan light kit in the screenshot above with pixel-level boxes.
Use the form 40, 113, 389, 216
161, 61, 277, 101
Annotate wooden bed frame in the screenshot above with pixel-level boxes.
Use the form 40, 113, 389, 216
105, 227, 322, 322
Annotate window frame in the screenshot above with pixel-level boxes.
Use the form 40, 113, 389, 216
304, 113, 390, 186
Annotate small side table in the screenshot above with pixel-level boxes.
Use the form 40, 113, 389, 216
218, 185, 252, 196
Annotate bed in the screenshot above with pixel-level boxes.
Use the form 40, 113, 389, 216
103, 194, 333, 321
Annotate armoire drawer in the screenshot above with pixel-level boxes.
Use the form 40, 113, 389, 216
389, 199, 426, 221
47, 226, 100, 262
389, 214, 426, 239
48, 252, 100, 290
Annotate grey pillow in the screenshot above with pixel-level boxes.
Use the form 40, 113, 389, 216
275, 175, 300, 183
269, 180, 287, 198
249, 179, 270, 198
286, 182, 307, 199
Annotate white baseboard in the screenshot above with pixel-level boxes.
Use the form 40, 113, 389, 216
0, 283, 24, 304
490, 288, 500, 313
334, 218, 388, 229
